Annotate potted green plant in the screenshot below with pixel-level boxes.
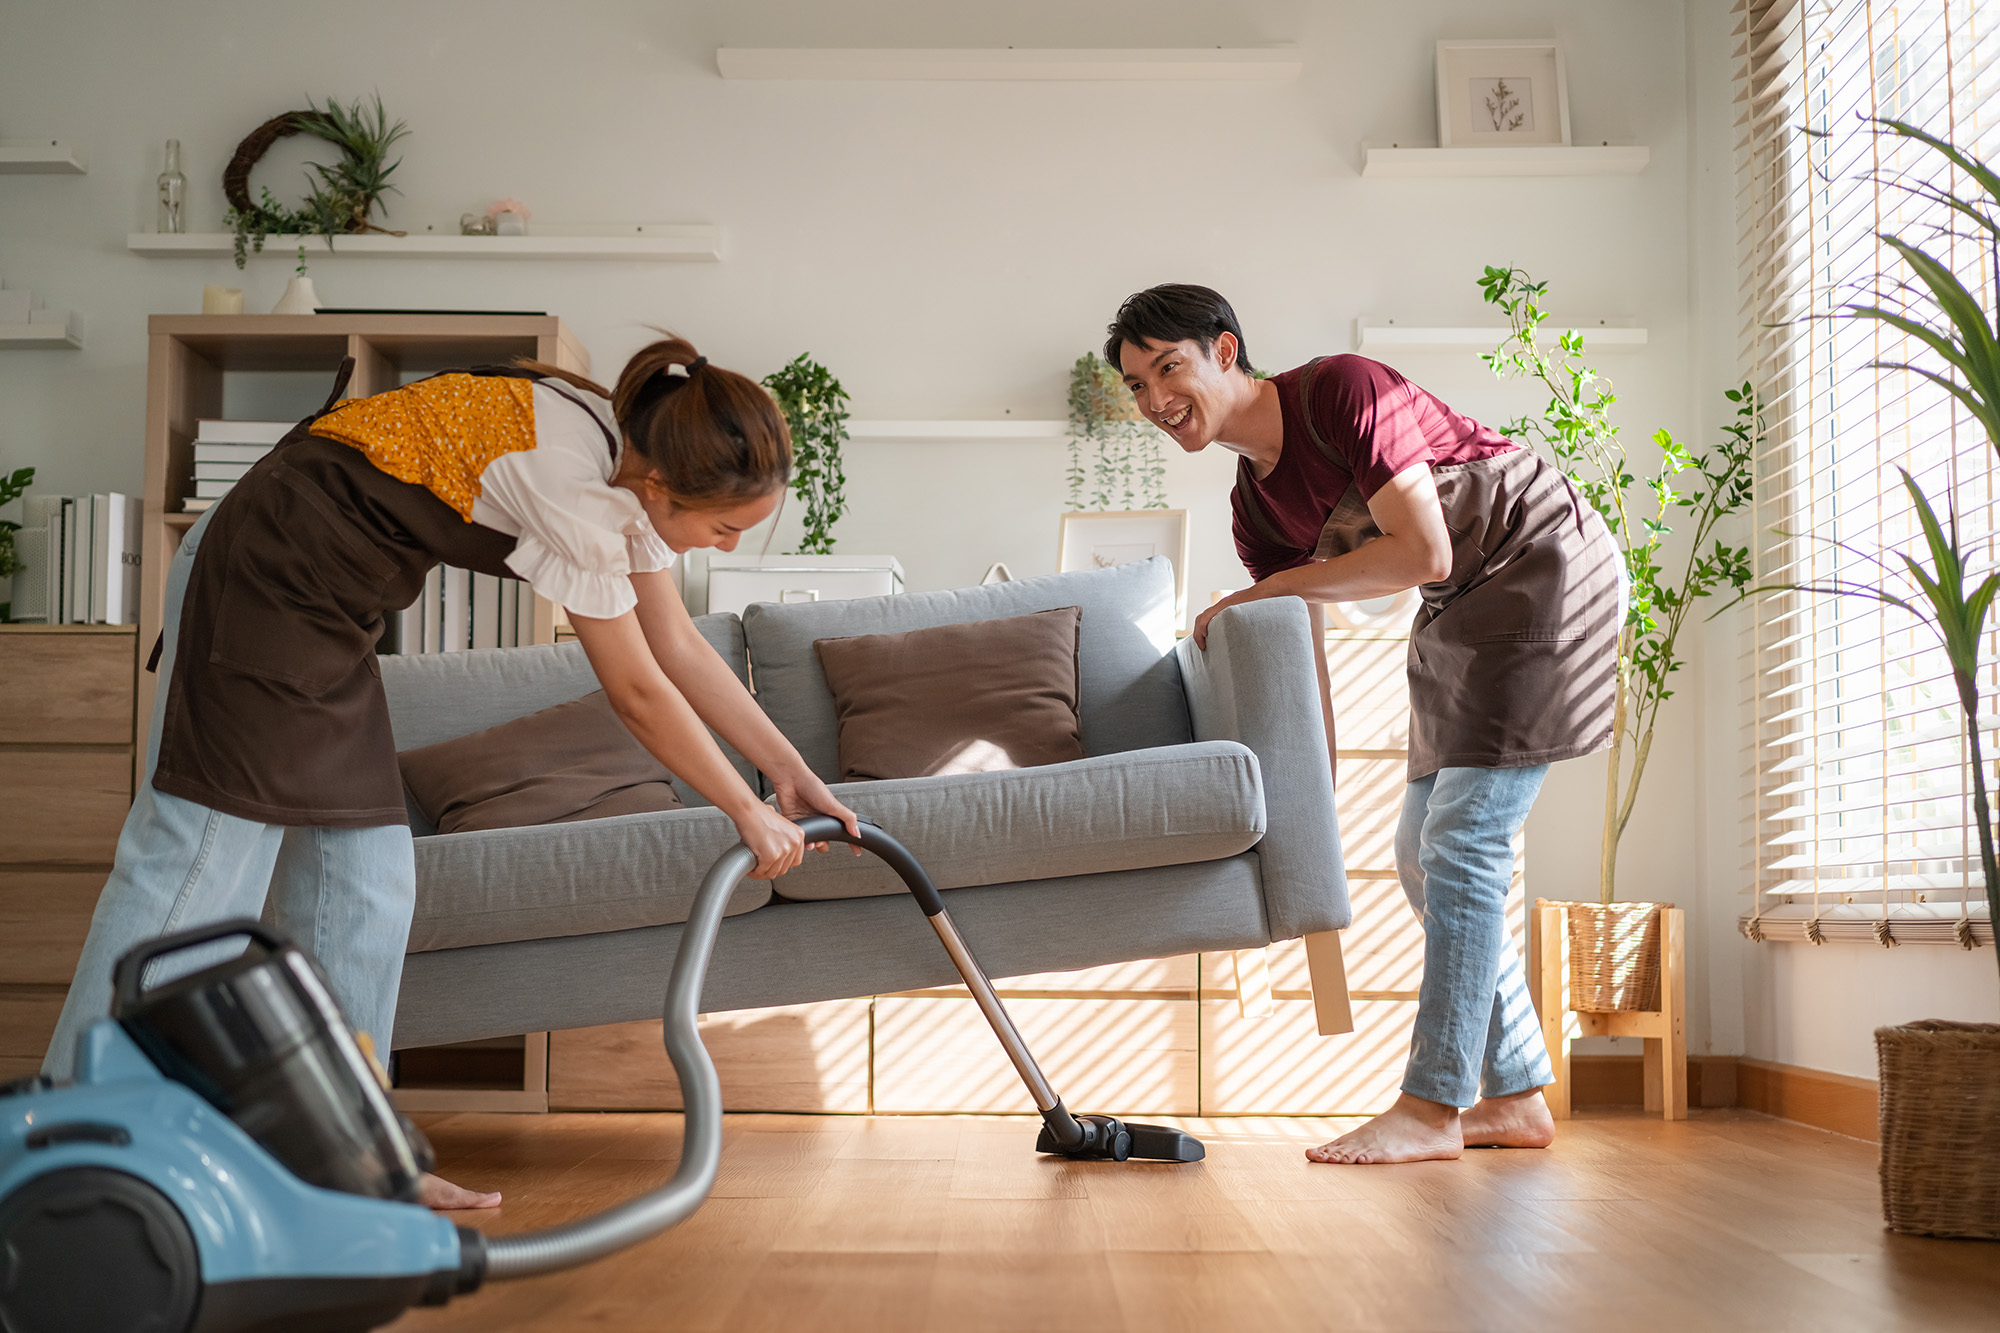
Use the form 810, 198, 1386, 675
761, 354, 850, 554
1481, 268, 1758, 1010
1762, 118, 2000, 1239
0, 465, 33, 622
1067, 352, 1166, 512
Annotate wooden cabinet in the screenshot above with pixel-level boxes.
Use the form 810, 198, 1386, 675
0, 624, 135, 1078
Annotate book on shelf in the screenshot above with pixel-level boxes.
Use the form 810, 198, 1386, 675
182, 497, 216, 513
5, 493, 140, 624
193, 461, 254, 482
195, 419, 294, 445
192, 442, 272, 465
388, 566, 537, 654
193, 479, 238, 500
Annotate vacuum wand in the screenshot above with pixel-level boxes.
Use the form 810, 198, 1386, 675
481, 816, 1200, 1283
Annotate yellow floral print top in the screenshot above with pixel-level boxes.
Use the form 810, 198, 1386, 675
312, 374, 675, 619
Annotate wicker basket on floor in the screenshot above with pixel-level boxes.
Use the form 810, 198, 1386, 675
1877, 1020, 2000, 1239
1564, 901, 1665, 1012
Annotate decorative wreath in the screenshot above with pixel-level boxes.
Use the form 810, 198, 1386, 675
223, 96, 409, 268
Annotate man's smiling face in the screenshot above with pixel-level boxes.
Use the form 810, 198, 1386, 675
1118, 332, 1243, 453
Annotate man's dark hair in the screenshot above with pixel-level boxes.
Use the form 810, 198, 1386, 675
1103, 284, 1255, 376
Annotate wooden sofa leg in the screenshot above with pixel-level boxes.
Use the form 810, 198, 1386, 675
1302, 930, 1354, 1036
1232, 948, 1275, 1018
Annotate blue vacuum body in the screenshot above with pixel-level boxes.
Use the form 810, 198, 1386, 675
0, 922, 478, 1333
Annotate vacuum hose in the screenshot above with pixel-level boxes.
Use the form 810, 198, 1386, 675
480, 817, 917, 1280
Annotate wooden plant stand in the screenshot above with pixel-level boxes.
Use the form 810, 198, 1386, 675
1533, 899, 1687, 1120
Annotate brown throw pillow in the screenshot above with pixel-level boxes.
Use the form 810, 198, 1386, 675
812, 606, 1084, 782
398, 690, 684, 835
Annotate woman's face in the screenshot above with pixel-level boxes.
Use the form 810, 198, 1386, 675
644, 486, 783, 554
1118, 332, 1242, 453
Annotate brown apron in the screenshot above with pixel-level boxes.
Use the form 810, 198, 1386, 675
151, 361, 618, 827
1291, 360, 1620, 780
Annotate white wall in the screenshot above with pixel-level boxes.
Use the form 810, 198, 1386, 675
15, 0, 1972, 1074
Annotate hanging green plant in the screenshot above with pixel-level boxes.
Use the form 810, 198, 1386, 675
223, 95, 410, 269
762, 354, 851, 555
1066, 353, 1166, 511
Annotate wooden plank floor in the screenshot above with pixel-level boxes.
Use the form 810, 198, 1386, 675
390, 1110, 2000, 1332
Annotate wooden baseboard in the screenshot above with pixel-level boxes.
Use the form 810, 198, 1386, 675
1569, 1055, 1738, 1110
1737, 1056, 1879, 1142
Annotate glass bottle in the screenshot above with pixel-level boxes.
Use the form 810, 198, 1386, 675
157, 139, 186, 235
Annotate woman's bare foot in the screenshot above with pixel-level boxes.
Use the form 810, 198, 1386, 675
1306, 1093, 1463, 1164
420, 1172, 502, 1210
1458, 1088, 1555, 1149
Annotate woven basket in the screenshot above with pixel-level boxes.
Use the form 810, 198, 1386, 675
1877, 1020, 2000, 1239
1564, 901, 1664, 1012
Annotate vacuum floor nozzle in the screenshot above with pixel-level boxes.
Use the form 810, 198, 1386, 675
1035, 1115, 1206, 1162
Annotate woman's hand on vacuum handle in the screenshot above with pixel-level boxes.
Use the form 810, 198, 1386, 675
729, 801, 808, 880
772, 769, 864, 856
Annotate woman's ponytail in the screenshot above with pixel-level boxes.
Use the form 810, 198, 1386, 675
612, 335, 792, 508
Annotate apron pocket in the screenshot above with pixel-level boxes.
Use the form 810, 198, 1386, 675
208, 468, 397, 695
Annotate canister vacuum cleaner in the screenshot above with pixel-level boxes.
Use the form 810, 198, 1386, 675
0, 818, 1201, 1332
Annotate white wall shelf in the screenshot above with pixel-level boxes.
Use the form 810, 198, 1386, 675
0, 315, 82, 349
126, 225, 723, 262
847, 419, 1067, 441
0, 139, 87, 174
1361, 145, 1650, 178
717, 47, 1302, 81
1356, 319, 1647, 353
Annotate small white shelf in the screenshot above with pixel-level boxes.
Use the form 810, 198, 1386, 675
0, 314, 82, 349
847, 419, 1067, 441
126, 225, 723, 262
717, 47, 1302, 81
1361, 145, 1650, 178
1356, 320, 1646, 353
0, 139, 87, 174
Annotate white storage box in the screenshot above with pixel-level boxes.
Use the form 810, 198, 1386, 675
706, 554, 905, 618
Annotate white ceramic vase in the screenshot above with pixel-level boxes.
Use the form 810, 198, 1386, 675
270, 276, 320, 315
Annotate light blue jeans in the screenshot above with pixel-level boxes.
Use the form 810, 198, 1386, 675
42, 507, 417, 1081
1397, 764, 1555, 1109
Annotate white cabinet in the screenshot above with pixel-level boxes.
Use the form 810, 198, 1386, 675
706, 554, 905, 618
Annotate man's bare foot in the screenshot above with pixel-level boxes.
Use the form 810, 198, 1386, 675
1459, 1088, 1555, 1149
420, 1172, 502, 1210
1306, 1093, 1463, 1165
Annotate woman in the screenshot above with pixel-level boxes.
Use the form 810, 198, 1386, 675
44, 335, 859, 1207
1106, 285, 1618, 1164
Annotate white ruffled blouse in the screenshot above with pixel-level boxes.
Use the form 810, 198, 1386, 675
467, 382, 676, 620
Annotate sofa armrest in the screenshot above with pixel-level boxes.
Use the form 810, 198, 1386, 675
1175, 598, 1350, 939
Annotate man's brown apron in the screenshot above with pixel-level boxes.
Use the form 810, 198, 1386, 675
1289, 358, 1620, 780
150, 360, 617, 827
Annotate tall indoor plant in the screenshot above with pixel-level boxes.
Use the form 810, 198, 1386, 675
762, 354, 850, 554
1481, 269, 1758, 905
1066, 352, 1166, 512
1761, 117, 2000, 1239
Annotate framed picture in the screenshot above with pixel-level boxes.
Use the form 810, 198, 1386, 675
1057, 509, 1190, 618
1436, 39, 1570, 148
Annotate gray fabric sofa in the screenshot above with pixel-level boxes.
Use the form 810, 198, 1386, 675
380, 555, 1349, 1051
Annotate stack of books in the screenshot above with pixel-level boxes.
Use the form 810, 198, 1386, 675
390, 567, 539, 654
185, 419, 293, 511
8, 493, 142, 625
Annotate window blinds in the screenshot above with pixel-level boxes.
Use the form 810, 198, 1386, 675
1739, 0, 1998, 944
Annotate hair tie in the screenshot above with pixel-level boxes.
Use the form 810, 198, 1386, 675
685, 356, 708, 375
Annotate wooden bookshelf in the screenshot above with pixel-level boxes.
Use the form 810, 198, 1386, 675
139, 314, 588, 1112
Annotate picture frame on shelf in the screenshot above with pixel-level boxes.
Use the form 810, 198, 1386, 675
1057, 509, 1189, 618
1436, 39, 1570, 148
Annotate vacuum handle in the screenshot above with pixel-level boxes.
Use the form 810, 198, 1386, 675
791, 816, 947, 916
112, 917, 286, 1016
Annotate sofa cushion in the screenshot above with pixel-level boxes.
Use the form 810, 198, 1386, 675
408, 805, 770, 953
772, 740, 1264, 902
743, 555, 1190, 784
379, 612, 757, 815
399, 690, 684, 835
814, 606, 1084, 781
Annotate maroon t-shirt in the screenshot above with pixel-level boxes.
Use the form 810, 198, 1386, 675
1231, 355, 1518, 583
